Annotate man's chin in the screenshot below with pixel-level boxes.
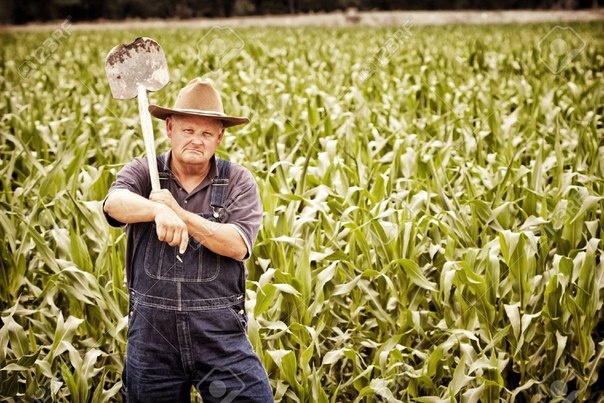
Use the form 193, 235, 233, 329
175, 153, 203, 165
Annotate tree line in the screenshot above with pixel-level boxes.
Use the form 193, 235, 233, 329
1, 0, 599, 25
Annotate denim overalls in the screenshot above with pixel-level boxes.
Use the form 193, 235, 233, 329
122, 156, 273, 402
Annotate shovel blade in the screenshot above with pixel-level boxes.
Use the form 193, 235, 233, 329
105, 37, 169, 100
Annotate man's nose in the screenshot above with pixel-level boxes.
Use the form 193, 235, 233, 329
190, 133, 204, 144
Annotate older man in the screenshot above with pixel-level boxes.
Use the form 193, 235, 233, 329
103, 78, 273, 402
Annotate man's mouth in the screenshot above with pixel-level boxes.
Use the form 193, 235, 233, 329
185, 149, 204, 154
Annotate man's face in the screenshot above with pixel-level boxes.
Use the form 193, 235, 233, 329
166, 115, 224, 168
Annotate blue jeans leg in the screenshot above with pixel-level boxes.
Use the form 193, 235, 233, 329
123, 305, 191, 402
187, 307, 273, 402
122, 303, 273, 403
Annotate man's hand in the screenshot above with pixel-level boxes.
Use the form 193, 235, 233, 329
153, 202, 188, 254
104, 188, 189, 254
150, 189, 182, 214
149, 189, 247, 260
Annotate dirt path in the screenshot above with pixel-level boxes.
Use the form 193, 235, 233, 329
1, 9, 602, 32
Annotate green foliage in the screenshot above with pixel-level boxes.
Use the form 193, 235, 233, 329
1, 23, 603, 401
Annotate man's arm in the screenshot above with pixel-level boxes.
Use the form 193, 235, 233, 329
104, 188, 189, 254
149, 189, 247, 261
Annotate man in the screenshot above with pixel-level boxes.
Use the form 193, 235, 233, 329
103, 78, 273, 402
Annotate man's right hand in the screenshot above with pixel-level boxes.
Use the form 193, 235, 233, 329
153, 204, 189, 254
103, 188, 189, 254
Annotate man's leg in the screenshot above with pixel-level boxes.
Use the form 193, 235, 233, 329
123, 304, 191, 403
187, 307, 273, 402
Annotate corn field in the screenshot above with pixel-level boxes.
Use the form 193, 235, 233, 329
1, 21, 603, 402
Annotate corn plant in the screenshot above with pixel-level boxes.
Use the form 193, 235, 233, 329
1, 22, 602, 402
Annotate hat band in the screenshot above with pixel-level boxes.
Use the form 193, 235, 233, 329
171, 108, 228, 117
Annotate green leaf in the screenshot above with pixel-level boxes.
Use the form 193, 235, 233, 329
254, 283, 277, 317
273, 283, 302, 296
322, 348, 347, 365
462, 383, 485, 403
4, 316, 29, 358
268, 349, 299, 390
0, 351, 39, 372
426, 347, 444, 378
504, 303, 521, 342
332, 275, 361, 296
450, 353, 470, 395
569, 195, 603, 224
61, 362, 79, 402
395, 259, 437, 292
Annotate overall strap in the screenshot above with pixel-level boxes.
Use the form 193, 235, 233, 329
156, 154, 169, 189
211, 158, 231, 218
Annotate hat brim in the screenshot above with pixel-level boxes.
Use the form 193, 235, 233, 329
149, 105, 249, 128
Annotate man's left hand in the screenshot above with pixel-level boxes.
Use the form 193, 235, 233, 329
150, 189, 183, 215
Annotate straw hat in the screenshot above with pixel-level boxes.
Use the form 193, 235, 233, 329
148, 78, 249, 128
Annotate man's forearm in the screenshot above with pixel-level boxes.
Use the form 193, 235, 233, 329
180, 211, 248, 261
104, 189, 160, 224
122, 188, 248, 260
106, 189, 189, 253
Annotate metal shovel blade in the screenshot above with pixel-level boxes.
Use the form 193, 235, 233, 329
105, 37, 169, 99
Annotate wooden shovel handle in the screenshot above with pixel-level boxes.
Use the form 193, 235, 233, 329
137, 84, 161, 192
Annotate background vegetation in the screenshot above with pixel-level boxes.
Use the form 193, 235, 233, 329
1, 21, 603, 401
1, 0, 601, 25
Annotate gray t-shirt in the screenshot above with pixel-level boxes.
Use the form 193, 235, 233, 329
104, 151, 262, 282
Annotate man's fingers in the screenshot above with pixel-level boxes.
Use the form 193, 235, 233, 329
155, 207, 188, 251
157, 225, 176, 245
157, 222, 188, 251
164, 226, 176, 245
156, 224, 167, 241
179, 229, 188, 254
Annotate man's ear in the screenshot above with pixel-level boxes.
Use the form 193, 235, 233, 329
165, 116, 173, 139
217, 127, 225, 144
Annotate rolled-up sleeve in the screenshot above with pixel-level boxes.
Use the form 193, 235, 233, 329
224, 167, 263, 260
103, 157, 151, 227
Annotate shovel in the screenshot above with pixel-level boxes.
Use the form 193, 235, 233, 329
105, 37, 169, 191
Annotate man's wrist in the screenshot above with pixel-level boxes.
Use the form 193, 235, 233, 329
152, 202, 171, 219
